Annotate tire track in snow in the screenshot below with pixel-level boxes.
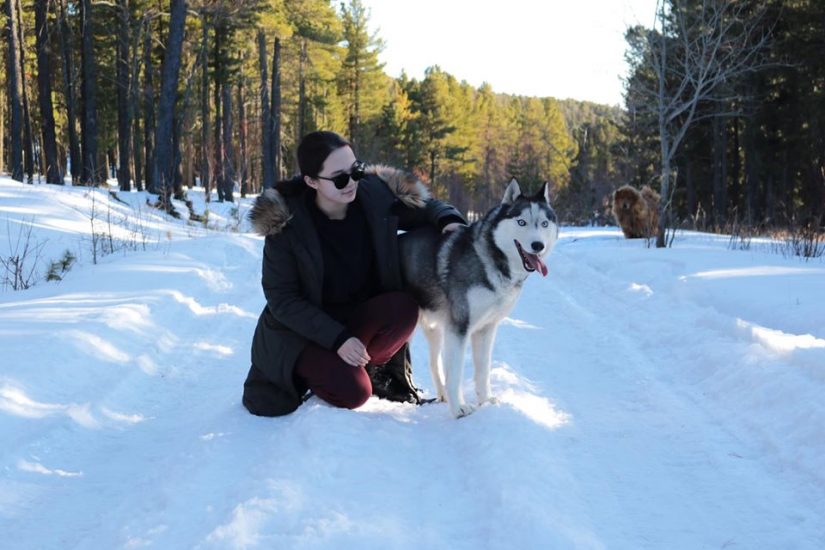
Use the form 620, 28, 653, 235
554, 241, 825, 498
505, 243, 825, 548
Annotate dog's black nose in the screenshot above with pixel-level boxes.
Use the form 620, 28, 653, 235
531, 241, 544, 252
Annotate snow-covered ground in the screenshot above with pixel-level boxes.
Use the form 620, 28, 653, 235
1, 176, 823, 549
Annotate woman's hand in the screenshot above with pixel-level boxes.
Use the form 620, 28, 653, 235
441, 222, 464, 233
337, 337, 371, 367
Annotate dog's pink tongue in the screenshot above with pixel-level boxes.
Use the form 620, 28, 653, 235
535, 256, 548, 277
524, 252, 549, 277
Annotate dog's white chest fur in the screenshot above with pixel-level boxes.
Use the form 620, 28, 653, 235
466, 285, 519, 330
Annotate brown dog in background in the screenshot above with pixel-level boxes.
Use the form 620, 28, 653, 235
612, 185, 661, 239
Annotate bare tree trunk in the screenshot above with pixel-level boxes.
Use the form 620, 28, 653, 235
15, 0, 34, 183
430, 150, 438, 199
129, 19, 143, 192
656, 105, 672, 248
35, 0, 61, 184
80, 0, 100, 184
686, 160, 696, 222
0, 73, 5, 175
731, 116, 742, 215
350, 42, 360, 148
272, 37, 282, 180
172, 39, 205, 197
745, 119, 758, 224
5, 0, 24, 182
185, 107, 193, 189
712, 114, 722, 228
200, 20, 210, 200
222, 75, 235, 203
116, 0, 132, 191
766, 175, 775, 224
214, 25, 224, 201
781, 148, 791, 224
133, 107, 143, 191
143, 24, 155, 192
154, 0, 187, 210
654, 1, 670, 248
172, 121, 183, 197
258, 30, 273, 189
250, 88, 258, 193
107, 135, 114, 181
57, 0, 80, 182
129, 17, 145, 192
238, 69, 248, 198
720, 116, 728, 224
297, 37, 307, 165
32, 133, 41, 180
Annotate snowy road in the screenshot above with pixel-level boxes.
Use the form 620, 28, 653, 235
1, 182, 823, 549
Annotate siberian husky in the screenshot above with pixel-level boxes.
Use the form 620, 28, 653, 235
399, 178, 559, 418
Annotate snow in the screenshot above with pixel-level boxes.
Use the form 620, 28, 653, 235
1, 176, 824, 549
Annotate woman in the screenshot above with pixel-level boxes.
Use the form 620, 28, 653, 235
243, 131, 465, 416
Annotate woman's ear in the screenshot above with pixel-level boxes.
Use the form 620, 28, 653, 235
304, 175, 318, 189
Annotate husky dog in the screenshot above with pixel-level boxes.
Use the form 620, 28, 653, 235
399, 179, 559, 418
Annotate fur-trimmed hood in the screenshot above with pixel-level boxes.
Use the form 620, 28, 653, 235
248, 165, 430, 237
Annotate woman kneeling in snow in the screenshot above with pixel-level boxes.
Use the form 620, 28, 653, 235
243, 131, 465, 416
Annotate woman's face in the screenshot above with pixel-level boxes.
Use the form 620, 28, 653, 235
306, 146, 359, 205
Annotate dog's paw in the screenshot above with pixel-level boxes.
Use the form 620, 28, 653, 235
451, 402, 477, 419
479, 395, 501, 406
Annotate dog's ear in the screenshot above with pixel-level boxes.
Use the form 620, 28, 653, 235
502, 178, 522, 205
534, 181, 552, 205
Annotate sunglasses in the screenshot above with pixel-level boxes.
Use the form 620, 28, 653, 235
316, 161, 366, 189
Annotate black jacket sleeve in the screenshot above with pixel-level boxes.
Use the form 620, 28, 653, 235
261, 232, 347, 351
395, 197, 467, 232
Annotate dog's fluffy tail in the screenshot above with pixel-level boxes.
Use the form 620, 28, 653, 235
640, 186, 661, 205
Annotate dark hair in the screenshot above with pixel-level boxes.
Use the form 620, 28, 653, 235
297, 131, 352, 178
273, 131, 352, 196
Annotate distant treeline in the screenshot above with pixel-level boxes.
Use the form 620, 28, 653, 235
0, 0, 625, 220
3, 0, 821, 229
623, 0, 825, 231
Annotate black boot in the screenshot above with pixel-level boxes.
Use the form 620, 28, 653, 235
366, 343, 423, 404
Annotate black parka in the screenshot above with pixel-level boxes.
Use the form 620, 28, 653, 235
243, 165, 465, 416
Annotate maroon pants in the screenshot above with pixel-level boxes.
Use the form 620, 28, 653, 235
294, 292, 419, 410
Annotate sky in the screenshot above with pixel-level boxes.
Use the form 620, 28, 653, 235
360, 0, 661, 106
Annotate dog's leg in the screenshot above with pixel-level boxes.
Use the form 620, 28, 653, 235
420, 321, 446, 402
471, 324, 500, 406
444, 329, 475, 418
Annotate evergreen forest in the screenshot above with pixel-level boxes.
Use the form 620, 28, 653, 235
3, 0, 823, 236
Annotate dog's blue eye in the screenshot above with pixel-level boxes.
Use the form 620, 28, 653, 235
517, 219, 526, 226
541, 221, 549, 228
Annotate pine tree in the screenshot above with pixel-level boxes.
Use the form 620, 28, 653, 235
409, 66, 459, 197
339, 0, 385, 148
474, 84, 517, 211
280, 0, 342, 171
370, 78, 414, 167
